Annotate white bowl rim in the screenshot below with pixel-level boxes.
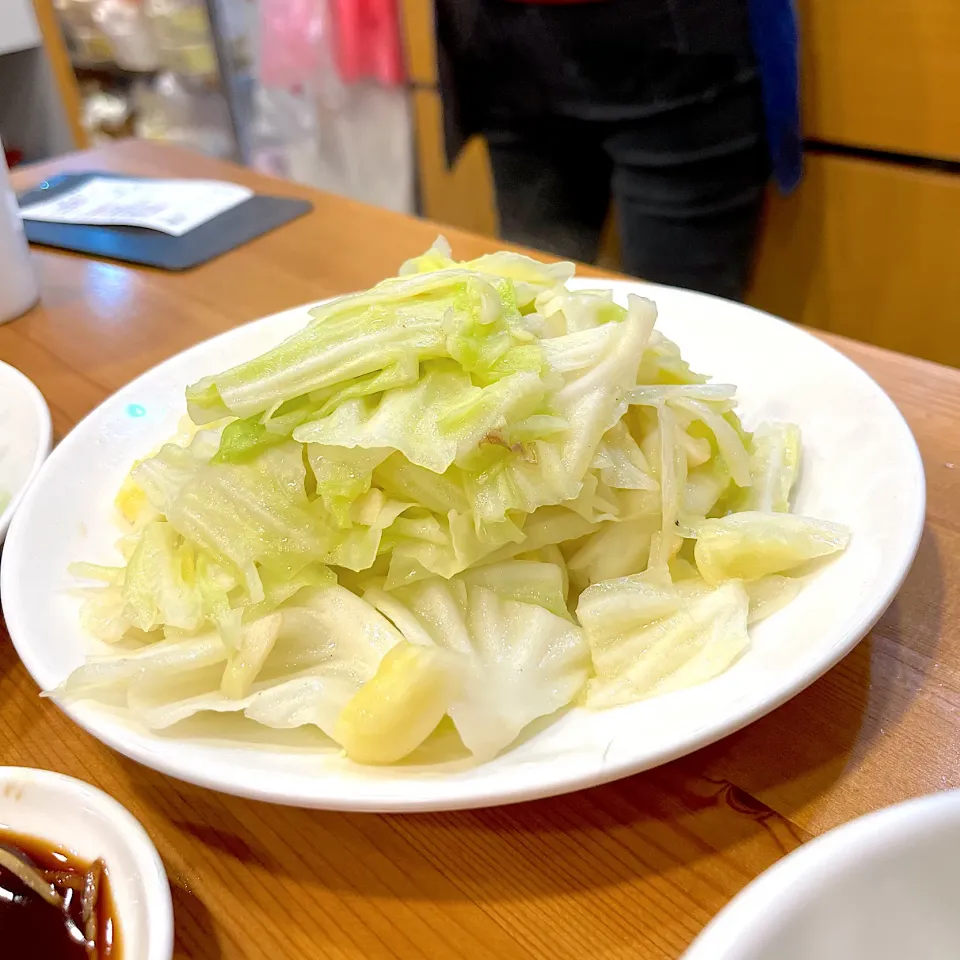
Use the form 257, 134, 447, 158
683, 789, 960, 959
0, 765, 174, 960
0, 358, 53, 541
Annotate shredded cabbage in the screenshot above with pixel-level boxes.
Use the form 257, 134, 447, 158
60, 240, 849, 764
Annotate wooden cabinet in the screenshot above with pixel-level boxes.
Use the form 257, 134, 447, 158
749, 154, 960, 366
798, 0, 960, 160
413, 90, 497, 238
400, 0, 438, 86
400, 0, 960, 367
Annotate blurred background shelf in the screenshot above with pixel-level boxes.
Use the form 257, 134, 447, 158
12, 0, 414, 211
0, 0, 81, 165
7, 0, 960, 366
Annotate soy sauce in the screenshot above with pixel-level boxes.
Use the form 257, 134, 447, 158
0, 829, 121, 958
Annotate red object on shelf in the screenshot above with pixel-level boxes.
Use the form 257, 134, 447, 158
258, 0, 404, 90
331, 0, 405, 86
4, 148, 24, 169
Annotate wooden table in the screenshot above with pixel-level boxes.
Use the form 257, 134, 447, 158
2, 141, 958, 960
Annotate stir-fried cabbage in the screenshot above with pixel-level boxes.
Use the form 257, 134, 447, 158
57, 241, 849, 764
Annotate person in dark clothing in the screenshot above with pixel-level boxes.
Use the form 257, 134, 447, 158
434, 0, 799, 302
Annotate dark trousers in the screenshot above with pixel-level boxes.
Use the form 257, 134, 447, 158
437, 0, 770, 301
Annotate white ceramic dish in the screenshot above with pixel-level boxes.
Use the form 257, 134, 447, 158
0, 359, 51, 542
0, 280, 925, 811
684, 790, 960, 959
0, 766, 173, 959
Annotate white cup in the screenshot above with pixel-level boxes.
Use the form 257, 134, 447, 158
0, 141, 40, 324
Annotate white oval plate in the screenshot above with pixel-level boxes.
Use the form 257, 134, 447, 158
0, 359, 52, 542
683, 790, 960, 960
0, 280, 925, 812
0, 766, 173, 960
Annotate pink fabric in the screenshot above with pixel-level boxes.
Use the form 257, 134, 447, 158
331, 0, 405, 86
259, 0, 326, 89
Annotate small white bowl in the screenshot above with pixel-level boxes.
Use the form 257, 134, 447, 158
0, 766, 173, 960
684, 790, 960, 960
0, 359, 52, 542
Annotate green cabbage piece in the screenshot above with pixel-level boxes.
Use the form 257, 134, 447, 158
736, 422, 802, 513
577, 577, 750, 707
694, 512, 850, 585
365, 576, 590, 759
64, 240, 850, 763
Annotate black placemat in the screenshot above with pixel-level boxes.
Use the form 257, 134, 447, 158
18, 171, 313, 271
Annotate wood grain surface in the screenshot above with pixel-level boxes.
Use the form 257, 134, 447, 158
798, 0, 960, 161
1, 141, 958, 960
749, 152, 960, 368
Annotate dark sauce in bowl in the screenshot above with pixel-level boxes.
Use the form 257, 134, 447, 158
0, 829, 121, 958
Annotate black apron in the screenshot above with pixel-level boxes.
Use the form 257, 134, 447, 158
434, 0, 755, 165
